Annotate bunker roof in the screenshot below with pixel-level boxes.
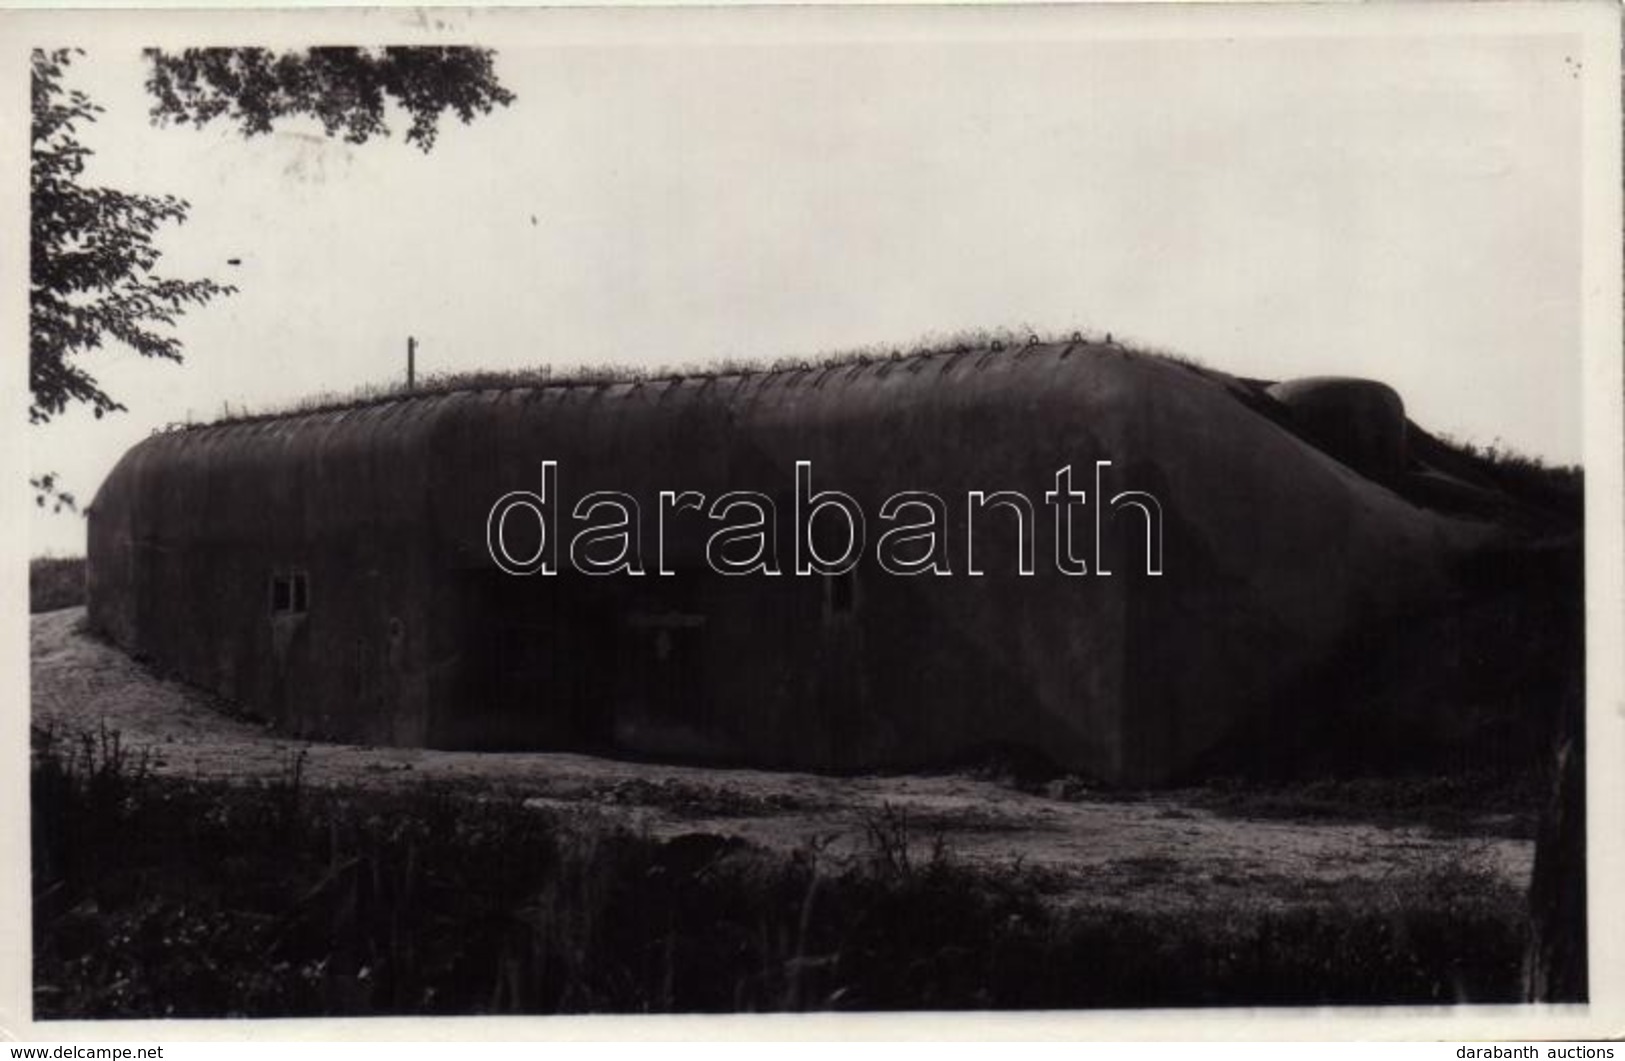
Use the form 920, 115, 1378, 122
154, 335, 1255, 438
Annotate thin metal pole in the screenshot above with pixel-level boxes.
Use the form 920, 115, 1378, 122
407, 336, 417, 391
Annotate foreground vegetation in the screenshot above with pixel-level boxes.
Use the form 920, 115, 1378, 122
33, 724, 1529, 1018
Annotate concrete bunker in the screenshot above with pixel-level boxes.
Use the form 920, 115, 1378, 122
86, 342, 1503, 785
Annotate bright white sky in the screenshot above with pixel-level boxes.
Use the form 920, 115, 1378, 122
26, 9, 1587, 556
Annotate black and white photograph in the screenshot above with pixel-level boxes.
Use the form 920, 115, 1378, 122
9, 1, 1622, 1035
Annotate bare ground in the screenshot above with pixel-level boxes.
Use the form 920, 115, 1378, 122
30, 606, 1533, 910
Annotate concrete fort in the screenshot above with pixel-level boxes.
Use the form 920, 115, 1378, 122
86, 341, 1501, 785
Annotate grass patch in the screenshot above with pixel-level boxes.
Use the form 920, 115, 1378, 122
575, 776, 823, 818
33, 724, 1529, 1017
1184, 772, 1542, 839
30, 556, 85, 614
984, 770, 1538, 840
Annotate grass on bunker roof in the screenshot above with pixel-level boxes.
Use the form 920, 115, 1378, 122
31, 722, 1529, 1018
189, 325, 1213, 427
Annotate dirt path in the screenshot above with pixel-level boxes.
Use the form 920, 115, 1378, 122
31, 607, 1533, 908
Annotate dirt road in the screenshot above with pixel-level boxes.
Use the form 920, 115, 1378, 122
31, 607, 1533, 908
